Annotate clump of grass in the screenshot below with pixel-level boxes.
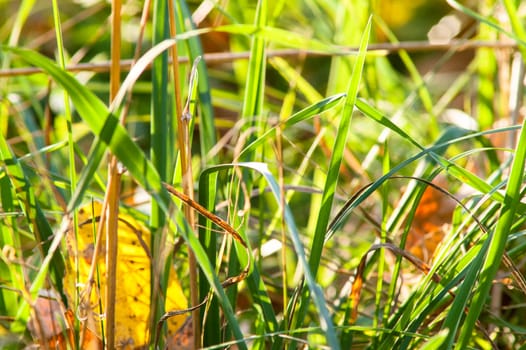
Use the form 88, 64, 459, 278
1, 0, 526, 349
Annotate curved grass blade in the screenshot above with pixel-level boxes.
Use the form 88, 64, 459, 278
156, 182, 251, 349
288, 17, 371, 348
449, 118, 526, 349
330, 101, 526, 241
325, 129, 457, 241
239, 161, 339, 349
175, 0, 217, 164
501, 0, 526, 58
239, 0, 267, 158
307, 14, 371, 277
3, 45, 173, 216
0, 132, 65, 332
237, 93, 345, 160
199, 164, 280, 346
158, 182, 248, 349
447, 0, 526, 48
197, 168, 222, 346
7, 45, 252, 347
196, 162, 338, 347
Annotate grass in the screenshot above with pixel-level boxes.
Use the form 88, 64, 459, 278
1, 0, 526, 349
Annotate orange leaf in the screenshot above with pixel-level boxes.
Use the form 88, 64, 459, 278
406, 179, 454, 261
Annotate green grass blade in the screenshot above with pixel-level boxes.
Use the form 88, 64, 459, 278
452, 120, 526, 349
200, 164, 280, 341
501, 0, 526, 58
5, 44, 250, 347
447, 0, 526, 48
288, 17, 371, 348
237, 93, 345, 160
208, 24, 342, 52
420, 331, 448, 349
70, 38, 183, 209
239, 161, 339, 349
4, 46, 172, 211
355, 99, 525, 212
198, 170, 222, 346
199, 161, 339, 346
0, 132, 65, 332
326, 126, 473, 240
0, 176, 23, 321
355, 98, 424, 150
240, 0, 267, 141
307, 14, 371, 275
146, 0, 173, 337
440, 239, 489, 349
1, 0, 35, 72
150, 0, 171, 217
68, 139, 106, 210
175, 0, 217, 164
169, 202, 248, 350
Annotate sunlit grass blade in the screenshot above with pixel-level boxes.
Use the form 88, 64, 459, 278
6, 44, 249, 347
1, 0, 35, 71
199, 164, 280, 347
269, 56, 324, 103
420, 331, 448, 349
212, 24, 343, 52
288, 16, 371, 348
237, 93, 345, 160
198, 169, 222, 346
240, 0, 267, 142
149, 15, 172, 342
0, 132, 65, 332
501, 0, 526, 58
309, 15, 371, 273
449, 122, 526, 349
4, 46, 172, 212
447, 0, 526, 48
167, 197, 248, 350
175, 0, 217, 164
237, 161, 339, 349
355, 99, 526, 214
355, 98, 423, 150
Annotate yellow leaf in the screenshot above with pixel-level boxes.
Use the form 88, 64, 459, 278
64, 202, 187, 348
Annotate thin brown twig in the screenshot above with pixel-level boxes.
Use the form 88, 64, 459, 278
167, 0, 200, 344
103, 0, 122, 347
163, 183, 248, 248
154, 182, 251, 349
0, 40, 519, 78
